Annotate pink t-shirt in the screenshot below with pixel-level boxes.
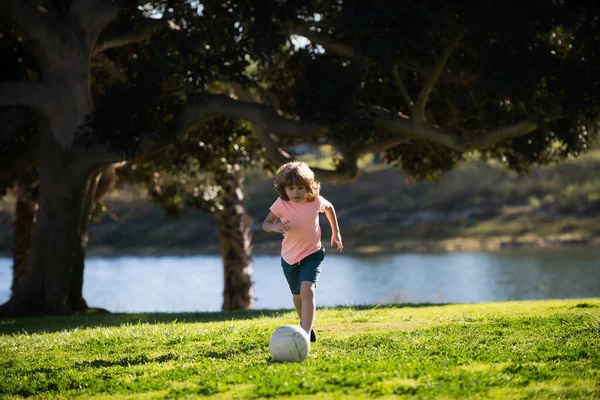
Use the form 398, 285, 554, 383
270, 195, 332, 265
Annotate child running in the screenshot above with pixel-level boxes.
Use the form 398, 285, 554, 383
262, 161, 343, 342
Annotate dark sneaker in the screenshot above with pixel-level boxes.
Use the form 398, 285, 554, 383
300, 320, 317, 342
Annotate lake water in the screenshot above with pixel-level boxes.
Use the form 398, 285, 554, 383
0, 249, 599, 312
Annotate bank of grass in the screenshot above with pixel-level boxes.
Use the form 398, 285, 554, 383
3, 151, 600, 257
1, 299, 599, 399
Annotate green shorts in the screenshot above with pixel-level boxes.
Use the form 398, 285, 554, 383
281, 247, 325, 295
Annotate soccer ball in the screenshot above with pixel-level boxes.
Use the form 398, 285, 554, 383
269, 324, 311, 363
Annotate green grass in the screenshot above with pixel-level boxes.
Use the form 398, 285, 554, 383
1, 299, 599, 399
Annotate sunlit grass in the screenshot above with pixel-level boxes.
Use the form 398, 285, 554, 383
1, 299, 599, 399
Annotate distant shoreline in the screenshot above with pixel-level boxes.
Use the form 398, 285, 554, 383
1, 232, 594, 259
87, 234, 599, 258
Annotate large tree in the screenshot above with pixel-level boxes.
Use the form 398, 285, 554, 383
0, 0, 598, 316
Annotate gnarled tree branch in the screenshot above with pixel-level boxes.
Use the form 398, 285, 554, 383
86, 94, 541, 176
289, 24, 466, 124
180, 95, 326, 139
413, 31, 464, 123
391, 65, 414, 111
93, 18, 169, 55
369, 105, 462, 149
225, 82, 293, 166
464, 121, 539, 151
226, 81, 359, 182
86, 94, 325, 167
370, 105, 539, 151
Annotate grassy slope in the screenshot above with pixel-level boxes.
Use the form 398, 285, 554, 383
97, 151, 600, 256
248, 151, 600, 255
1, 151, 600, 256
1, 299, 599, 399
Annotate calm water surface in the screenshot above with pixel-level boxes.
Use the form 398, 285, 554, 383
0, 249, 598, 312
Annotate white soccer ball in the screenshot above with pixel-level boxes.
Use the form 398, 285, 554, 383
269, 324, 311, 363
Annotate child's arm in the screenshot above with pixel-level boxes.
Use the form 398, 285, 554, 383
262, 212, 291, 234
324, 204, 343, 251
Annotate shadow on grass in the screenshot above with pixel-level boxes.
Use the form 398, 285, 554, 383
0, 303, 453, 335
72, 353, 178, 369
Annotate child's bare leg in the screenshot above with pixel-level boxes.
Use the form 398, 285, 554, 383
300, 281, 316, 333
293, 294, 302, 320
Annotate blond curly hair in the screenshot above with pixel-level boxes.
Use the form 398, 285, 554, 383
274, 161, 320, 202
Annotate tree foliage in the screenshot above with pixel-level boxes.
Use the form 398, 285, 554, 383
117, 117, 264, 218
76, 0, 600, 182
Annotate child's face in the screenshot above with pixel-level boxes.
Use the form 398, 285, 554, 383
285, 184, 307, 203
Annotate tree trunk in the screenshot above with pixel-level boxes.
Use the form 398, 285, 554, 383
4, 164, 116, 315
0, 134, 92, 317
0, 2, 120, 318
68, 171, 100, 312
217, 166, 255, 311
69, 166, 117, 312
11, 172, 38, 295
